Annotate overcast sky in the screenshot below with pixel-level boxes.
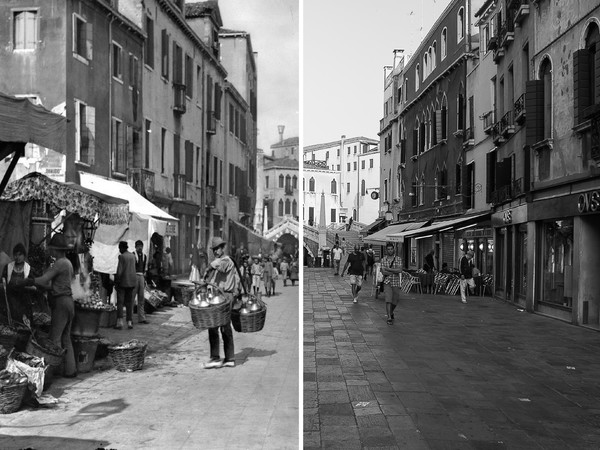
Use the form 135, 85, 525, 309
304, 0, 453, 146
218, 0, 299, 153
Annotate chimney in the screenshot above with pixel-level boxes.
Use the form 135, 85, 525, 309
277, 125, 285, 144
393, 49, 405, 69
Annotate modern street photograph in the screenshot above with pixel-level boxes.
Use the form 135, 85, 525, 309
0, 0, 299, 448
303, 0, 600, 448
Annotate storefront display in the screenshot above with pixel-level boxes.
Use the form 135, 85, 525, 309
541, 219, 573, 309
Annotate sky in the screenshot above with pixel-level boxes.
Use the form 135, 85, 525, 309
304, 0, 453, 146
218, 0, 299, 153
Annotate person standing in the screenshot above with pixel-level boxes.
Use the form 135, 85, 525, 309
279, 258, 290, 287
459, 250, 476, 304
250, 256, 263, 295
133, 240, 148, 324
162, 247, 174, 303
341, 244, 367, 304
115, 241, 137, 329
289, 259, 299, 286
331, 243, 343, 276
423, 249, 437, 293
203, 237, 240, 369
365, 244, 375, 280
2, 243, 35, 324
262, 256, 273, 297
380, 242, 403, 325
21, 234, 77, 377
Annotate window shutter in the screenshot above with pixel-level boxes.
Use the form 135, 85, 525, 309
441, 106, 447, 139
525, 80, 544, 145
400, 139, 406, 163
413, 128, 418, 156
573, 49, 590, 124
25, 11, 36, 49
118, 124, 125, 173
126, 126, 134, 170
435, 110, 442, 142
432, 110, 438, 145
14, 13, 24, 49
161, 29, 169, 79
86, 22, 93, 60
419, 123, 425, 154
457, 94, 464, 130
462, 163, 472, 208
185, 140, 193, 182
86, 106, 96, 165
486, 151, 494, 202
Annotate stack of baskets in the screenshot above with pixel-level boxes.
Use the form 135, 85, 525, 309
0, 326, 18, 353
231, 296, 267, 333
25, 337, 65, 368
108, 339, 148, 372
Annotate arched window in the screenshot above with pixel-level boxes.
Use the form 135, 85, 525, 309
292, 200, 297, 216
278, 174, 284, 188
278, 199, 284, 216
419, 175, 425, 206
434, 168, 440, 201
425, 110, 430, 150
361, 179, 366, 196
325, 151, 329, 160
309, 177, 315, 192
431, 104, 438, 146
285, 199, 290, 214
285, 175, 291, 190
415, 64, 420, 91
303, 177, 305, 191
292, 175, 298, 188
411, 177, 418, 207
441, 28, 447, 59
441, 96, 448, 140
414, 118, 420, 156
585, 23, 600, 107
423, 53, 428, 78
331, 178, 337, 194
540, 58, 552, 139
457, 7, 464, 42
431, 42, 437, 70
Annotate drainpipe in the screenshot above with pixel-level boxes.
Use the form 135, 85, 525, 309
339, 135, 345, 215
108, 15, 116, 179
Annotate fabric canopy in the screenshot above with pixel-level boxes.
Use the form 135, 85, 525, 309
0, 91, 66, 151
363, 221, 429, 244
359, 218, 386, 236
0, 172, 129, 225
229, 219, 274, 257
79, 172, 178, 222
388, 213, 491, 241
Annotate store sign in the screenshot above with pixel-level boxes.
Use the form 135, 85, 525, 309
577, 190, 600, 214
165, 222, 178, 236
503, 210, 512, 224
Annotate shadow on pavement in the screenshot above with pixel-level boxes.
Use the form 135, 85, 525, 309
0, 434, 112, 450
72, 398, 129, 423
235, 347, 277, 365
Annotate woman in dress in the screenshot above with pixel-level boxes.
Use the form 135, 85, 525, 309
1, 243, 35, 324
289, 259, 299, 286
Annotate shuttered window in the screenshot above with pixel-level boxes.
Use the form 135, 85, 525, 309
486, 151, 496, 203
73, 14, 92, 60
441, 105, 447, 139
185, 140, 194, 183
161, 29, 169, 79
145, 16, 154, 68
14, 10, 37, 51
525, 80, 544, 146
185, 54, 193, 98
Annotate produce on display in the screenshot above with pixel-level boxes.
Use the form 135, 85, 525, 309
0, 369, 28, 387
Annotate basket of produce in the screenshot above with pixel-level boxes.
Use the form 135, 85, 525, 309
0, 346, 8, 370
188, 283, 231, 331
72, 296, 113, 337
26, 336, 65, 367
0, 325, 18, 351
5, 351, 46, 398
32, 312, 51, 329
0, 369, 28, 414
231, 294, 267, 333
144, 289, 163, 312
108, 339, 147, 372
72, 337, 99, 373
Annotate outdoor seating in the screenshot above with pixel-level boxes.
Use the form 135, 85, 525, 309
480, 274, 494, 296
445, 275, 461, 296
433, 273, 451, 294
401, 271, 422, 294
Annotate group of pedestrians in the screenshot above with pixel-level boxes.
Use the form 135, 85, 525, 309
333, 241, 478, 325
243, 254, 299, 297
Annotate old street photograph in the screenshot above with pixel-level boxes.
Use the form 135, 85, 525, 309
0, 0, 299, 449
303, 0, 600, 449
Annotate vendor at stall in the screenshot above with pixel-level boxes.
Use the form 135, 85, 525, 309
1, 243, 35, 324
18, 233, 77, 378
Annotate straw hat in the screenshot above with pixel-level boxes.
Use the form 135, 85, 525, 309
210, 237, 227, 250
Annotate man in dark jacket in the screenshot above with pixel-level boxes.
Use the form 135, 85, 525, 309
341, 244, 366, 304
115, 241, 137, 329
459, 250, 475, 304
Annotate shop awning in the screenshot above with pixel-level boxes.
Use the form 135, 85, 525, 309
0, 172, 129, 225
388, 213, 491, 241
359, 218, 386, 236
79, 172, 178, 222
363, 221, 429, 244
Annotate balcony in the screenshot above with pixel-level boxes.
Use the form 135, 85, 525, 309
491, 184, 512, 205
127, 168, 155, 200
285, 186, 294, 196
500, 20, 514, 49
463, 127, 474, 148
511, 0, 530, 26
206, 110, 216, 134
514, 93, 526, 124
205, 185, 216, 208
173, 173, 186, 199
493, 47, 505, 64
487, 35, 498, 51
483, 110, 495, 134
500, 110, 515, 137
173, 83, 186, 114
492, 122, 505, 145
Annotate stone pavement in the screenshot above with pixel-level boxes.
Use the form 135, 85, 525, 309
304, 267, 600, 449
0, 281, 299, 450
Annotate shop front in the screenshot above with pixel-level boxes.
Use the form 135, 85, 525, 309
491, 204, 528, 308
529, 187, 600, 329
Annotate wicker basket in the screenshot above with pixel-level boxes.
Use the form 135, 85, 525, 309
0, 381, 27, 414
181, 286, 195, 306
108, 340, 147, 372
0, 347, 8, 370
0, 327, 19, 351
71, 306, 102, 337
26, 338, 65, 367
231, 303, 267, 333
189, 300, 232, 330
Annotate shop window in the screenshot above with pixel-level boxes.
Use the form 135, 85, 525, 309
515, 226, 527, 299
541, 219, 573, 308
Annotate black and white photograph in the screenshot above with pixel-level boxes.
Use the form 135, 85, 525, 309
303, 0, 600, 448
0, 0, 299, 448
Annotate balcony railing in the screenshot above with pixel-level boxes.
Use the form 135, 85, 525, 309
483, 110, 495, 134
491, 184, 512, 205
488, 35, 498, 51
127, 168, 155, 200
173, 173, 186, 199
500, 110, 515, 136
285, 186, 294, 196
500, 18, 514, 48
173, 83, 186, 114
514, 93, 526, 124
206, 110, 216, 134
205, 185, 216, 208
492, 121, 505, 145
511, 0, 530, 26
512, 177, 523, 197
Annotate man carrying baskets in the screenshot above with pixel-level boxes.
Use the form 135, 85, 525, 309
202, 237, 241, 369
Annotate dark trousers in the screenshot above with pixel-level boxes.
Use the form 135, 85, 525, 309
49, 295, 76, 376
116, 286, 134, 321
208, 293, 234, 361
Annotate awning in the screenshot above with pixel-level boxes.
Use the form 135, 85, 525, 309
363, 221, 429, 244
388, 213, 491, 241
359, 218, 386, 236
0, 172, 129, 225
79, 172, 178, 222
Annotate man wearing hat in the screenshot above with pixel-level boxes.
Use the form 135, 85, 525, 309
21, 233, 77, 377
115, 241, 137, 329
203, 236, 241, 369
133, 240, 149, 324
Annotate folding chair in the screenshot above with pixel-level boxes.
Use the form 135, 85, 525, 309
434, 273, 450, 294
480, 274, 494, 296
400, 271, 413, 293
403, 271, 422, 294
445, 275, 461, 296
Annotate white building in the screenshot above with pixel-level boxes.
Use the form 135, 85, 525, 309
303, 136, 380, 226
